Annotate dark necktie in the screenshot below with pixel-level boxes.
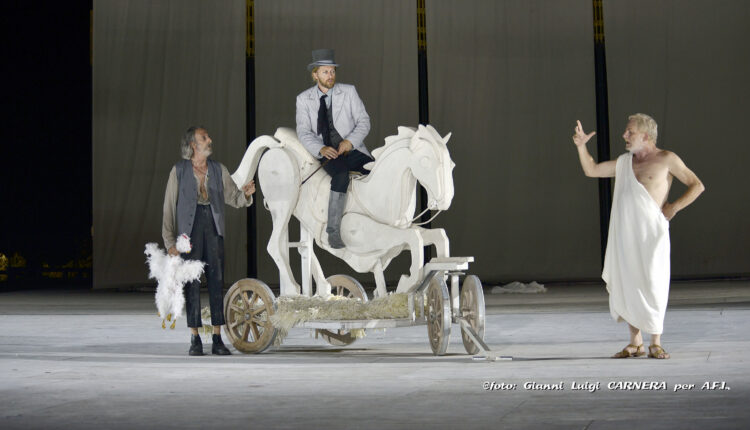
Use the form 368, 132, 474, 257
317, 94, 332, 148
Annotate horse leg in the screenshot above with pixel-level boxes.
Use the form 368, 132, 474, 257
310, 250, 331, 297
258, 148, 302, 297
417, 227, 450, 258
394, 228, 425, 293
266, 200, 301, 296
341, 213, 425, 294
298, 224, 313, 297
373, 262, 387, 298
298, 223, 331, 297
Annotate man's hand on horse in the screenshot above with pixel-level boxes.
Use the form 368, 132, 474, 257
337, 140, 353, 155
320, 146, 339, 159
242, 180, 256, 197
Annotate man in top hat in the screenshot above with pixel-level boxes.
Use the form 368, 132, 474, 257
295, 48, 373, 249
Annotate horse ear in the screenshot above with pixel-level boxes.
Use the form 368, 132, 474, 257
409, 135, 421, 151
398, 126, 416, 136
409, 128, 427, 152
442, 132, 452, 145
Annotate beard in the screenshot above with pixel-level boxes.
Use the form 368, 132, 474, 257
196, 144, 212, 158
318, 77, 335, 89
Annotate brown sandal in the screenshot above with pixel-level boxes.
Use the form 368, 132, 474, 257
612, 344, 646, 358
648, 344, 671, 359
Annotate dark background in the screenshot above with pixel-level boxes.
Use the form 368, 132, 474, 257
2, 2, 93, 288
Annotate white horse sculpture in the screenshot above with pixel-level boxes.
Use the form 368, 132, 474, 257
232, 124, 455, 298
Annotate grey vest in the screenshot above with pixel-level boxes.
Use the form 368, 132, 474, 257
327, 103, 343, 148
175, 159, 225, 238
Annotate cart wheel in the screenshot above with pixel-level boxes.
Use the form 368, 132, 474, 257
460, 275, 486, 354
426, 275, 451, 356
317, 274, 368, 346
223, 278, 278, 353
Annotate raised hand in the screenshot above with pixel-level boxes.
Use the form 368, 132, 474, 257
572, 120, 596, 147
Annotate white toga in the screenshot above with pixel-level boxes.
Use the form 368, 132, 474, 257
602, 153, 671, 334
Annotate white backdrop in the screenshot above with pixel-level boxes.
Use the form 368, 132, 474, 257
93, 0, 750, 288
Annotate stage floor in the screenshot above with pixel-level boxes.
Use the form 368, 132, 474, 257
1, 281, 749, 429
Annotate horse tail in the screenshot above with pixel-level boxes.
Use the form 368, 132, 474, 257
230, 135, 284, 188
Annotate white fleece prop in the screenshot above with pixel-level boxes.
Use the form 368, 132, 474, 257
144, 234, 205, 329
270, 293, 410, 344
490, 281, 546, 294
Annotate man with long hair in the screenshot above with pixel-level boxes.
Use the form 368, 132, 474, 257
163, 126, 255, 356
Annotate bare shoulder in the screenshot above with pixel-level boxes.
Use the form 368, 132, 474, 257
658, 149, 703, 189
658, 149, 689, 169
656, 149, 676, 159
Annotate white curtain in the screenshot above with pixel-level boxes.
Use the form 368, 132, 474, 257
93, 0, 750, 288
93, 0, 247, 288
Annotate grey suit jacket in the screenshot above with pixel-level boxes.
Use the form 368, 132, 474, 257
295, 83, 372, 159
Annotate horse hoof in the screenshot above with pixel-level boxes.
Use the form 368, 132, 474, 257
161, 321, 166, 329
170, 320, 176, 329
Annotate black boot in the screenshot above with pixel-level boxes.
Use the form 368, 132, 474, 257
189, 334, 203, 356
212, 334, 231, 355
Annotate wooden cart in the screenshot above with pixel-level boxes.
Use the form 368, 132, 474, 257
223, 256, 500, 360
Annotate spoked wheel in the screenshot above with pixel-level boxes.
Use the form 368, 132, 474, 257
460, 275, 486, 354
317, 274, 368, 346
223, 278, 278, 353
426, 275, 451, 356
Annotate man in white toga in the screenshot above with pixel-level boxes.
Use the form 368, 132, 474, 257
572, 114, 704, 359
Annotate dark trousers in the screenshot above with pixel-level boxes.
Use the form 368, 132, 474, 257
183, 204, 225, 327
322, 149, 373, 192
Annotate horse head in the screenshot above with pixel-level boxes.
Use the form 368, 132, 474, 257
408, 125, 455, 211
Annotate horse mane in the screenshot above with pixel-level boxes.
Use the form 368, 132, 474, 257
370, 126, 416, 160
357, 127, 416, 181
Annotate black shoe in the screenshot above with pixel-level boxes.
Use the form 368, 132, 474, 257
212, 334, 232, 355
189, 334, 204, 356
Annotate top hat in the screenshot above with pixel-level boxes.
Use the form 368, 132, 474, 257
307, 49, 339, 71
